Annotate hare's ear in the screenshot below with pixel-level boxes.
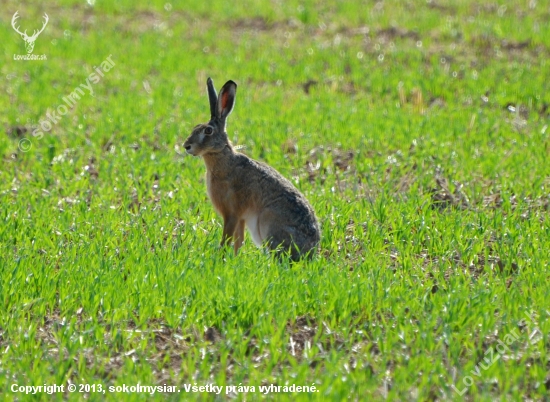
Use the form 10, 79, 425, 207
217, 80, 237, 120
207, 77, 218, 119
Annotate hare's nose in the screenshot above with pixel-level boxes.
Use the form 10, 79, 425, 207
184, 144, 191, 151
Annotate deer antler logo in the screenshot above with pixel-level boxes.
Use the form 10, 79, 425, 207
11, 11, 49, 54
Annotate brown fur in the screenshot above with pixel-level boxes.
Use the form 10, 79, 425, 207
183, 78, 320, 260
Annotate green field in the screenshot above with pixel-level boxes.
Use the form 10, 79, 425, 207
1, 0, 549, 400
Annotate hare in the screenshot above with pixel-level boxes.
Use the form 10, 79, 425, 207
183, 78, 320, 260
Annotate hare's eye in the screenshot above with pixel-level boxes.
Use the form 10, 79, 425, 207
205, 127, 213, 135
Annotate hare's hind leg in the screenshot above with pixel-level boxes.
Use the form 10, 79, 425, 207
265, 227, 302, 261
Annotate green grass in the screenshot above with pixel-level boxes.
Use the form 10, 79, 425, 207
0, 0, 549, 400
